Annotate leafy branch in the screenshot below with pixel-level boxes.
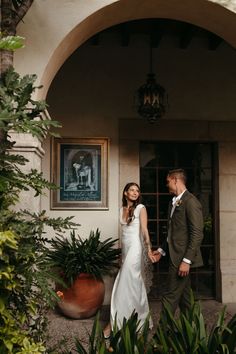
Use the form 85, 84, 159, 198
0, 64, 80, 352
0, 67, 61, 137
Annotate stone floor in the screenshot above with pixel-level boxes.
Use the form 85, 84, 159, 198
46, 300, 236, 353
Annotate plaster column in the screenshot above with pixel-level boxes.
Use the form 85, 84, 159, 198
10, 132, 45, 213
219, 141, 236, 303
119, 139, 140, 194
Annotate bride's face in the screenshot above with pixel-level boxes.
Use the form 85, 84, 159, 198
125, 185, 140, 202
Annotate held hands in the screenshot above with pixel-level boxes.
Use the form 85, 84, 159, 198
148, 250, 162, 263
178, 261, 190, 277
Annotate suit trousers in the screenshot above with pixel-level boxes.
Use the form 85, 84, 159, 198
161, 261, 192, 316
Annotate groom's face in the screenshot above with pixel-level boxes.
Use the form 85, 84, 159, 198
166, 175, 177, 195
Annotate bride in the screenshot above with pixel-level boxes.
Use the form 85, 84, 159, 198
103, 182, 156, 338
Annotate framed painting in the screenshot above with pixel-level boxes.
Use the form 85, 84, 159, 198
51, 137, 109, 209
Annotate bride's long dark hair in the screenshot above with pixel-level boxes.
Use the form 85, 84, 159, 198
122, 182, 141, 225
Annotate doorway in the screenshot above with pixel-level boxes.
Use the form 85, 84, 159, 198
140, 141, 218, 299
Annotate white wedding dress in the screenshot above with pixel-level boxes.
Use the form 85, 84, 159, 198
110, 204, 153, 330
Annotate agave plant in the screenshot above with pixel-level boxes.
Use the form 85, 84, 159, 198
46, 228, 121, 285
71, 311, 153, 354
153, 295, 236, 354
109, 312, 153, 353
59, 297, 236, 353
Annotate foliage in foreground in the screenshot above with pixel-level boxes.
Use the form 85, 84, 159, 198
153, 300, 236, 354
62, 299, 236, 354
0, 66, 78, 353
0, 33, 25, 50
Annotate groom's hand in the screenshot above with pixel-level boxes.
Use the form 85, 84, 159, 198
148, 250, 157, 263
150, 250, 162, 263
178, 262, 190, 277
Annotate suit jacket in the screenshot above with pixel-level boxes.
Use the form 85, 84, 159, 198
162, 190, 204, 268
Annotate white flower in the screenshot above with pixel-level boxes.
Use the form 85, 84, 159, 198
175, 200, 182, 207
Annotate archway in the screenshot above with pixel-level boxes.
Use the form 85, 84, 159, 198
40, 0, 236, 98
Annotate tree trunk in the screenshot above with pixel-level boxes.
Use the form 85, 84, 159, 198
0, 0, 15, 74
0, 0, 34, 143
15, 0, 34, 26
0, 0, 34, 75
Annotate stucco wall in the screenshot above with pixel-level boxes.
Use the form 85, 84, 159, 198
219, 142, 236, 302
39, 36, 236, 303
41, 36, 236, 229
12, 0, 236, 304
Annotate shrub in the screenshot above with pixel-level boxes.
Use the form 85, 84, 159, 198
0, 67, 78, 353
46, 229, 121, 284
154, 298, 236, 353
65, 298, 236, 354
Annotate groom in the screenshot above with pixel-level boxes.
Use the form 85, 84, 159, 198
153, 168, 204, 315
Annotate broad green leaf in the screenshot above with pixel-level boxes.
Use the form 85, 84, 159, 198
0, 35, 25, 50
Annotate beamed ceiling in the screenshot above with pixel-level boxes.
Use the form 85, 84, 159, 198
88, 18, 225, 50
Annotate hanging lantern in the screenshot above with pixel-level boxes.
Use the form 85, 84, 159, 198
137, 73, 167, 123
136, 44, 168, 123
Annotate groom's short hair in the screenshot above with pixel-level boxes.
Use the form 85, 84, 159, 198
168, 168, 187, 184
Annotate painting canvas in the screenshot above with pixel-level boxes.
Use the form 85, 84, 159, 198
51, 138, 108, 209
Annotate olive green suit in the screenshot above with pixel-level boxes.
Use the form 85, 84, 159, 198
161, 190, 204, 314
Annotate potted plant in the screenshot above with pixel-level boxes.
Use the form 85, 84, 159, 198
46, 228, 121, 319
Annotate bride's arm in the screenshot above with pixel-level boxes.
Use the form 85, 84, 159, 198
140, 206, 162, 263
139, 206, 152, 253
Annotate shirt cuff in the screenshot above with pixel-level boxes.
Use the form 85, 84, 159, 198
183, 258, 192, 264
157, 248, 166, 256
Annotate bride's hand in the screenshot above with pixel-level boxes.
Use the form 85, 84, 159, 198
148, 250, 159, 263
151, 250, 162, 263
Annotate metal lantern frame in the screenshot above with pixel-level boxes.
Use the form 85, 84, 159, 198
137, 44, 167, 123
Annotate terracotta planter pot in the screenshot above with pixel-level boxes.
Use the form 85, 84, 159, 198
56, 273, 105, 319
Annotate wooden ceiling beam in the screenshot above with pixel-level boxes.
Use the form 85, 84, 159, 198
208, 33, 222, 50
179, 23, 195, 49
87, 19, 225, 51
121, 23, 130, 47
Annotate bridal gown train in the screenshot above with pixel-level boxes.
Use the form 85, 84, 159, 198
110, 204, 152, 329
